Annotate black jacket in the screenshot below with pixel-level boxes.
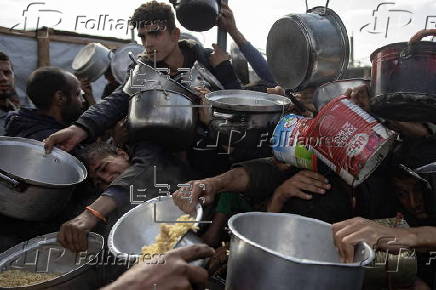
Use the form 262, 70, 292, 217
4, 108, 65, 141
75, 40, 241, 140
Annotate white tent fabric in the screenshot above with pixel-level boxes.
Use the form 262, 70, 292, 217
0, 34, 109, 107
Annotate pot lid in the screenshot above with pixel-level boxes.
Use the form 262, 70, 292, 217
205, 90, 291, 112
111, 43, 144, 84
0, 137, 87, 187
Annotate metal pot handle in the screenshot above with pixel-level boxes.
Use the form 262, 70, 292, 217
0, 172, 27, 192
306, 0, 329, 14
402, 29, 436, 59
213, 111, 236, 120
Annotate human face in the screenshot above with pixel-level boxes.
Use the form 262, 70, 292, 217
88, 152, 130, 190
0, 61, 15, 99
137, 25, 179, 63
392, 176, 429, 220
61, 74, 84, 124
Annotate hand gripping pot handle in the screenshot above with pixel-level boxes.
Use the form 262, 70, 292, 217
0, 171, 27, 192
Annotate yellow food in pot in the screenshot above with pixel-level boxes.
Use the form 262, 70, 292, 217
140, 214, 198, 261
0, 269, 60, 287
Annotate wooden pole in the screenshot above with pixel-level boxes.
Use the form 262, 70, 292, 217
36, 27, 50, 67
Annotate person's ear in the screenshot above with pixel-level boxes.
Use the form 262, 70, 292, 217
117, 149, 129, 160
54, 90, 67, 106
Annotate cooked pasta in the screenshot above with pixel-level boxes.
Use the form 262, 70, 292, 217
0, 269, 59, 287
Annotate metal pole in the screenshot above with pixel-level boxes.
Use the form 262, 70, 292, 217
217, 0, 228, 50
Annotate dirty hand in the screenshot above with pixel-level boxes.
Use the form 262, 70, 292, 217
173, 178, 220, 214
209, 43, 230, 67
345, 84, 371, 112
103, 244, 214, 290
57, 210, 99, 252
268, 170, 330, 212
43, 125, 88, 153
332, 217, 414, 263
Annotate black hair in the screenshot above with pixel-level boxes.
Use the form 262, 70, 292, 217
130, 1, 176, 31
79, 142, 119, 168
26, 66, 75, 111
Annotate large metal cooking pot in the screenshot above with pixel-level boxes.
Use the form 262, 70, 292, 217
313, 78, 370, 110
123, 60, 193, 98
110, 43, 144, 84
170, 0, 219, 31
205, 90, 291, 146
267, 5, 349, 91
0, 137, 87, 221
369, 31, 436, 122
226, 212, 374, 290
72, 43, 112, 82
0, 232, 104, 290
108, 196, 203, 262
127, 89, 198, 149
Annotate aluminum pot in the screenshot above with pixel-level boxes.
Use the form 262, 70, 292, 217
108, 196, 203, 263
369, 31, 436, 122
0, 137, 87, 221
123, 60, 194, 98
205, 90, 291, 145
110, 43, 144, 84
127, 89, 197, 149
170, 0, 219, 31
313, 78, 370, 111
0, 232, 104, 290
72, 43, 112, 82
267, 6, 349, 91
226, 212, 374, 290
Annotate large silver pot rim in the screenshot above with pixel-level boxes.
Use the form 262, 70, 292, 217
0, 232, 104, 289
205, 90, 292, 112
228, 212, 375, 268
0, 136, 87, 188
130, 88, 194, 101
107, 196, 203, 260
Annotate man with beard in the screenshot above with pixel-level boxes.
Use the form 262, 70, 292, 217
4, 66, 83, 141
0, 67, 85, 252
0, 51, 18, 135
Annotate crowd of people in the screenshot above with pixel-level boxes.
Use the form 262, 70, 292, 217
0, 1, 436, 289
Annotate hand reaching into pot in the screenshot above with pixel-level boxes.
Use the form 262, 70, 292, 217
58, 210, 99, 252
267, 170, 331, 213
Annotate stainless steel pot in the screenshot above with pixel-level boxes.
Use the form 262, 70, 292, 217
170, 0, 219, 31
205, 90, 291, 145
110, 43, 144, 84
226, 212, 374, 290
267, 6, 349, 91
313, 78, 370, 110
0, 137, 87, 221
72, 43, 112, 82
127, 89, 197, 149
108, 196, 203, 263
0, 232, 104, 290
123, 60, 194, 98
